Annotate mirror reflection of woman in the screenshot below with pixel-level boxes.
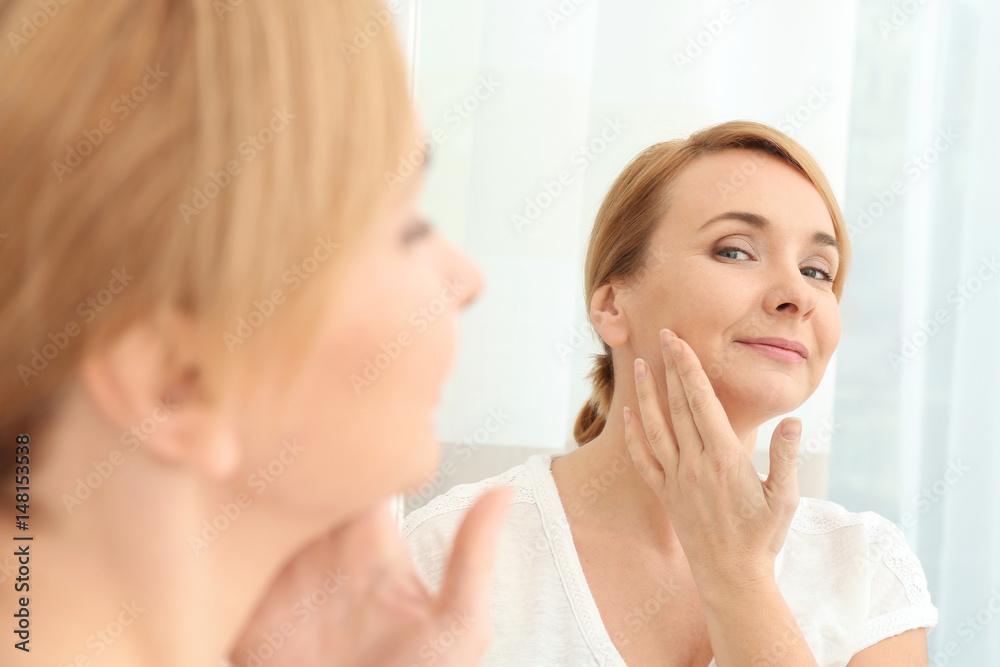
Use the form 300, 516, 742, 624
404, 122, 938, 666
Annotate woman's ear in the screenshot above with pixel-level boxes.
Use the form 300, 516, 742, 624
590, 283, 631, 349
77, 309, 242, 481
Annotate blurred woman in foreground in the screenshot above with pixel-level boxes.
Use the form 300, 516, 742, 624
0, 1, 509, 665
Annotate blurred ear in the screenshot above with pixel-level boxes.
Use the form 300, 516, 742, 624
590, 283, 630, 349
77, 308, 241, 481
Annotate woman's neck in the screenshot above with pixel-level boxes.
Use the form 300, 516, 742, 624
552, 400, 760, 556
2, 393, 318, 667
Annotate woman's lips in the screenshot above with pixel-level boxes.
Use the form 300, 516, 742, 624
738, 341, 806, 363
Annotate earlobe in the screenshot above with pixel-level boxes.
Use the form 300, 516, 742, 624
590, 283, 630, 348
143, 404, 242, 481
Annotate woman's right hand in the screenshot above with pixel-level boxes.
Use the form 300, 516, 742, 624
229, 486, 512, 667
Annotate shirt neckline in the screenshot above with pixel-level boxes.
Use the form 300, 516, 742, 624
527, 452, 793, 667
526, 452, 629, 666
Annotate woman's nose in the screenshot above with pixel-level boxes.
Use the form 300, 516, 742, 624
442, 239, 484, 310
764, 265, 818, 316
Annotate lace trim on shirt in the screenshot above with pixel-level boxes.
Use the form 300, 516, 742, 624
859, 606, 939, 652
401, 463, 536, 538
863, 512, 935, 609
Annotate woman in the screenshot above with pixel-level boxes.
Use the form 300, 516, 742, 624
0, 1, 511, 665
404, 122, 938, 666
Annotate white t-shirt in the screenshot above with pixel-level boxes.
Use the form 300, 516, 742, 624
402, 453, 938, 667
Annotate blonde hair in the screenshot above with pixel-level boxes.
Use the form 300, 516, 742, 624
573, 120, 853, 446
0, 0, 417, 472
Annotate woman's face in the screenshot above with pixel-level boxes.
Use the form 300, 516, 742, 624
233, 168, 483, 520
618, 149, 841, 423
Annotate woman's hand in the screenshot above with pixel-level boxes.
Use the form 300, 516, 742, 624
623, 328, 802, 592
229, 487, 512, 667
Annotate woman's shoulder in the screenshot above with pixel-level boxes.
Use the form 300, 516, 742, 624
782, 496, 938, 645
786, 497, 924, 583
789, 496, 902, 540
401, 455, 554, 593
401, 454, 548, 540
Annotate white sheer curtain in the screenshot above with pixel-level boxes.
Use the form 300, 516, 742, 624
394, 0, 1000, 661
835, 0, 1000, 662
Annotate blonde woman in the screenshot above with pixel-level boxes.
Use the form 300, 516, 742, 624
404, 122, 938, 666
0, 1, 511, 665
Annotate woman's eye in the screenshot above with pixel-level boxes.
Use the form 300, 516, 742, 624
717, 245, 835, 283
401, 219, 433, 246
717, 246, 751, 261
802, 266, 835, 282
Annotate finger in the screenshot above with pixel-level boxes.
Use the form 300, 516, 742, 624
623, 405, 667, 488
327, 499, 412, 573
765, 418, 801, 508
633, 356, 680, 472
663, 329, 736, 456
435, 485, 513, 618
659, 329, 702, 456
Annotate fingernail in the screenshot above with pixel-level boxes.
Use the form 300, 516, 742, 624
634, 358, 647, 381
660, 329, 673, 350
782, 419, 802, 441
623, 406, 631, 426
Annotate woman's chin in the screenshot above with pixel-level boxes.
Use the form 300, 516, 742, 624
398, 427, 443, 496
721, 380, 805, 417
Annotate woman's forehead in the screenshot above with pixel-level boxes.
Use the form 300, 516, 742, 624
660, 151, 835, 238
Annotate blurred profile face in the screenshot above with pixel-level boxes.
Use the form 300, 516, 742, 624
232, 160, 483, 520
616, 149, 841, 422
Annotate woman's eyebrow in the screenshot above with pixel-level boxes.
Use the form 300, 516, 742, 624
697, 210, 841, 258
